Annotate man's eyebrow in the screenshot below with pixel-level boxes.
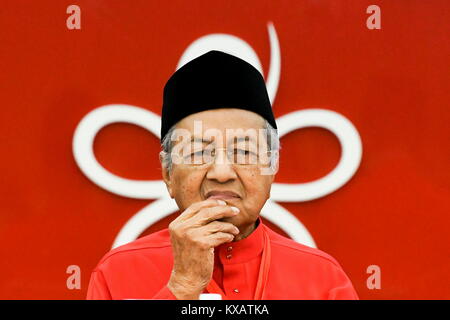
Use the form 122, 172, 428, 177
190, 136, 213, 143
230, 136, 257, 143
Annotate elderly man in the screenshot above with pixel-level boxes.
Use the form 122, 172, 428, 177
87, 50, 358, 300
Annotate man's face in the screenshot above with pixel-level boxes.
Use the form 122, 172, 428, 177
161, 108, 277, 231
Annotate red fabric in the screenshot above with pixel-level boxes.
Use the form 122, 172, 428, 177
87, 218, 358, 300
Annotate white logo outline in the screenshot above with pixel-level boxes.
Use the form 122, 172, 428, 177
72, 22, 362, 249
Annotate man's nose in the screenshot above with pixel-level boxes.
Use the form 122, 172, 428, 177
205, 149, 238, 182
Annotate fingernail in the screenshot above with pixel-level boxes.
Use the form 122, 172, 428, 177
217, 200, 226, 205
231, 206, 240, 213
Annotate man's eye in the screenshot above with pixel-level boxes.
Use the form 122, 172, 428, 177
234, 149, 251, 155
188, 150, 204, 157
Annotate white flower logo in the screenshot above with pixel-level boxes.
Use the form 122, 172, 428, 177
73, 23, 362, 249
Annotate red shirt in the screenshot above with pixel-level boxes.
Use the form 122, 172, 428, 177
87, 218, 359, 300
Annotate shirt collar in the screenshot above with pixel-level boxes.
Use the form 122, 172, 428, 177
215, 216, 264, 264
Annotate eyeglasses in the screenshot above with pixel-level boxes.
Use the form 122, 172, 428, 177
169, 147, 275, 166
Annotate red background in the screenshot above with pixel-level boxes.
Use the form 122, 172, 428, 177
0, 0, 448, 299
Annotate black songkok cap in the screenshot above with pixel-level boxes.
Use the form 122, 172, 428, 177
160, 50, 277, 141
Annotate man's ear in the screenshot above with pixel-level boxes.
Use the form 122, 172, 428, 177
268, 154, 280, 181
159, 151, 174, 198
272, 156, 279, 177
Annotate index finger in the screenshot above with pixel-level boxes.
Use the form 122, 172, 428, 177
177, 199, 227, 222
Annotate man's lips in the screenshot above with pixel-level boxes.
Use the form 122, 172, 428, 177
205, 191, 241, 200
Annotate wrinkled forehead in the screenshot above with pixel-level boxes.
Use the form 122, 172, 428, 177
173, 108, 267, 146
